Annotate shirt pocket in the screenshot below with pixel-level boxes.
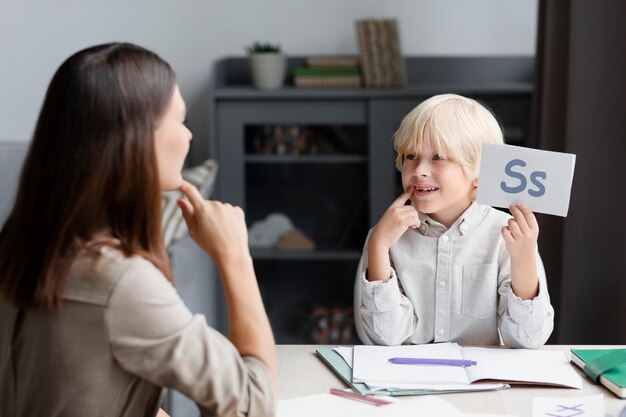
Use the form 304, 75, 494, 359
462, 264, 498, 319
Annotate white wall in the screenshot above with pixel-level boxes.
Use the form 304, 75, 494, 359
0, 0, 538, 153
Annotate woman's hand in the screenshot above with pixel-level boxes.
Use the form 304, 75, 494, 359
177, 181, 250, 267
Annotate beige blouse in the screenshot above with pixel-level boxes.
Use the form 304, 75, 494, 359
0, 247, 274, 417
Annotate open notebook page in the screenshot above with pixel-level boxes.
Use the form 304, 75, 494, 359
352, 343, 468, 386
333, 345, 505, 392
462, 347, 582, 388
349, 343, 499, 391
348, 342, 581, 390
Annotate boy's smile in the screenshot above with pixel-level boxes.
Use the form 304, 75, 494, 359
402, 137, 476, 228
413, 183, 440, 196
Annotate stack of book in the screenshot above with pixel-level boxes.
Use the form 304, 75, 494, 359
355, 19, 407, 87
293, 57, 362, 88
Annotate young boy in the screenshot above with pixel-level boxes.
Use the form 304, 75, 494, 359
359, 94, 554, 348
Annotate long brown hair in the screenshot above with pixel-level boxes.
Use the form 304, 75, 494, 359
0, 43, 175, 308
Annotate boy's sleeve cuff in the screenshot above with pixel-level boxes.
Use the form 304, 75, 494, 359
506, 282, 551, 321
360, 269, 402, 312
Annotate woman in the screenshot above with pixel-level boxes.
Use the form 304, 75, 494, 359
0, 43, 276, 417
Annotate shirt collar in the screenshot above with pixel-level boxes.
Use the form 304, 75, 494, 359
456, 202, 482, 235
459, 201, 484, 234
416, 202, 481, 237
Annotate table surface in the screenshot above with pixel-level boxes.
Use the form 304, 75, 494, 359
276, 345, 626, 417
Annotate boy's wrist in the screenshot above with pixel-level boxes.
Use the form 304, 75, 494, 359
510, 251, 536, 268
369, 237, 391, 253
365, 268, 392, 282
511, 279, 540, 300
366, 241, 392, 282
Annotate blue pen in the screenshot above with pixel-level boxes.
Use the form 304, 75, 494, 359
388, 357, 477, 367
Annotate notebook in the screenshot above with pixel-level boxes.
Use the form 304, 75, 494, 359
318, 343, 582, 395
352, 343, 582, 390
570, 348, 626, 398
316, 347, 508, 396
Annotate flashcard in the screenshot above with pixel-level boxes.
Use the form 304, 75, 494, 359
476, 143, 576, 217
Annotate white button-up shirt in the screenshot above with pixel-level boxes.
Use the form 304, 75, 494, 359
359, 203, 554, 348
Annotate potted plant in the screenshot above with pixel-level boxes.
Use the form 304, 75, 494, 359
245, 41, 287, 90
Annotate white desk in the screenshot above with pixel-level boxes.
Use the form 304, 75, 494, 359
276, 345, 625, 417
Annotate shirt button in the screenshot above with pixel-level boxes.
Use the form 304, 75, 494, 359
439, 280, 446, 287
460, 224, 467, 232
442, 235, 449, 242
438, 328, 445, 335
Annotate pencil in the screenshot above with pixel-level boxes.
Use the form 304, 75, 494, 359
329, 388, 392, 406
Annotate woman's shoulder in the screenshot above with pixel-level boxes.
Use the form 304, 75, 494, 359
65, 246, 169, 306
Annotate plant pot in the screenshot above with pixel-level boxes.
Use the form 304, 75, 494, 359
249, 53, 287, 90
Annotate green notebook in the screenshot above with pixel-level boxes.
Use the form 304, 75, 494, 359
315, 347, 508, 397
570, 348, 626, 398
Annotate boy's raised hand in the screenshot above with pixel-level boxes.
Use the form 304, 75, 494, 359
502, 203, 541, 300
370, 188, 421, 250
502, 203, 539, 263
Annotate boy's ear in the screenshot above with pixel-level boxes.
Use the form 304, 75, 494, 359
470, 177, 479, 201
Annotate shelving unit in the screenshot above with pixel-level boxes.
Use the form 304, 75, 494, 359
208, 56, 535, 343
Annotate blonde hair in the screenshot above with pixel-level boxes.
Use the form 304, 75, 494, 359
393, 94, 504, 179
